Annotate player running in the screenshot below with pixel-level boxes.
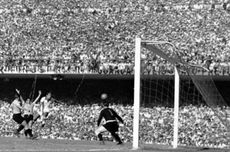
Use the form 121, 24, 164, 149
33, 91, 61, 128
95, 94, 124, 145
20, 90, 42, 138
10, 89, 28, 137
40, 92, 52, 128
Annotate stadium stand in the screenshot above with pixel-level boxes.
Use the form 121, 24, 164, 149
0, 0, 230, 75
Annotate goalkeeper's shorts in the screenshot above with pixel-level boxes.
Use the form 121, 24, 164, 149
103, 121, 119, 133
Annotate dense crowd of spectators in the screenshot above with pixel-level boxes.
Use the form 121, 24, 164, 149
0, 100, 229, 148
1, 0, 230, 75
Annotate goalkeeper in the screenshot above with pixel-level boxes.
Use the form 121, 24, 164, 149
95, 94, 124, 145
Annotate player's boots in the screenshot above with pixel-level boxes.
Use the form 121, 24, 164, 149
98, 133, 105, 145
28, 129, 37, 140
117, 141, 123, 145
24, 130, 29, 139
111, 132, 123, 145
14, 124, 25, 138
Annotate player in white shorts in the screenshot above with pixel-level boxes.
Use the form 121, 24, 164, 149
40, 92, 52, 127
32, 102, 42, 124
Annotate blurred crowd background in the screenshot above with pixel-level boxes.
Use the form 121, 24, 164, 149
0, 100, 229, 148
1, 0, 230, 75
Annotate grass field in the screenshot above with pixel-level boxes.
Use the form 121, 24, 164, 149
0, 137, 229, 152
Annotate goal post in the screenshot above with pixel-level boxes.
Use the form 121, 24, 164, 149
133, 37, 180, 149
173, 66, 179, 148
133, 38, 141, 150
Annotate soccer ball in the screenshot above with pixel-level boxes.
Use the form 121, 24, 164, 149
101, 93, 108, 100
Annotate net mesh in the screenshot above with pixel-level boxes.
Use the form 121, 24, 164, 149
140, 42, 230, 148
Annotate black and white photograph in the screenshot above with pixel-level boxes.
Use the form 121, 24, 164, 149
0, 0, 230, 152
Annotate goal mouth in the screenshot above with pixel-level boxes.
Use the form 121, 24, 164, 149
133, 38, 230, 149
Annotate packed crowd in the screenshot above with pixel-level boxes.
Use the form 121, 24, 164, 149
0, 0, 230, 75
0, 100, 229, 148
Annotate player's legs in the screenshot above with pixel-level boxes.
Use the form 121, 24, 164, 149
24, 114, 37, 139
23, 114, 29, 137
32, 111, 41, 125
110, 131, 123, 145
28, 115, 37, 139
41, 112, 50, 128
13, 114, 28, 137
95, 126, 107, 144
14, 121, 28, 137
40, 113, 45, 127
104, 122, 123, 145
41, 113, 47, 128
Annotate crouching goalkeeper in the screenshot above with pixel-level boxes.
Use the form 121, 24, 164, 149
95, 95, 124, 145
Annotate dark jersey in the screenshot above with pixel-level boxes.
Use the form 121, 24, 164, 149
97, 107, 123, 126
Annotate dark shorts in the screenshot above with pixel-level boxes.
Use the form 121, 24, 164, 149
24, 114, 33, 123
103, 121, 119, 133
13, 113, 24, 124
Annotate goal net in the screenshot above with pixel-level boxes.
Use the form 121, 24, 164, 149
133, 38, 230, 149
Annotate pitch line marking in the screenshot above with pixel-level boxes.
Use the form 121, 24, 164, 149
86, 148, 123, 151
0, 148, 124, 152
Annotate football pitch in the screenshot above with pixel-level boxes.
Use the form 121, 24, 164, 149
0, 137, 229, 152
